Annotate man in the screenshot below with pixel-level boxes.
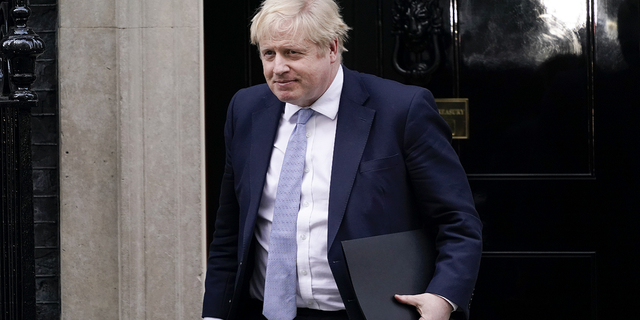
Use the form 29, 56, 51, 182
203, 0, 482, 319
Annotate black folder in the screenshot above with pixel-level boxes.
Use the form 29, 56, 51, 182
341, 229, 436, 320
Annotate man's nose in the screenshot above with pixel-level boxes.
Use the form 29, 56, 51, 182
273, 54, 290, 74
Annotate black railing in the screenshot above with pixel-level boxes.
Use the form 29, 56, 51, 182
0, 0, 44, 319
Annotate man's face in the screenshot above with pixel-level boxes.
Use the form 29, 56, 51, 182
259, 35, 339, 107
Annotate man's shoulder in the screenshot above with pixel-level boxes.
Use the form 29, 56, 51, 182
344, 67, 433, 106
345, 68, 429, 97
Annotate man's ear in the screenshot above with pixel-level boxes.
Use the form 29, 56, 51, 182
329, 38, 339, 63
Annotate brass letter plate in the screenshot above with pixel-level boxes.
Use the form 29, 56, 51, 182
435, 98, 469, 139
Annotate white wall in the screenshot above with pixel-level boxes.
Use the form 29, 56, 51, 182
59, 0, 206, 318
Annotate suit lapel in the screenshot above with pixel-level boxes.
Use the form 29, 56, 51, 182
327, 68, 374, 250
243, 96, 284, 251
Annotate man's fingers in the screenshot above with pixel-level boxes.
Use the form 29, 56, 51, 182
395, 294, 425, 318
395, 294, 418, 306
395, 293, 453, 320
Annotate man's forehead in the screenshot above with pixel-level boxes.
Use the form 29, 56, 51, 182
259, 37, 313, 49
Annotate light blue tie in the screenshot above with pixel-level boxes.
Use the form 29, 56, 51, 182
263, 108, 315, 320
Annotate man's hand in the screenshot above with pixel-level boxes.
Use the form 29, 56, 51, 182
395, 293, 453, 320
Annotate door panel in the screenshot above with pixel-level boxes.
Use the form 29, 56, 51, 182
457, 0, 593, 175
474, 252, 596, 320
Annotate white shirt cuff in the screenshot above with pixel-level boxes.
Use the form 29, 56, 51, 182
435, 294, 458, 312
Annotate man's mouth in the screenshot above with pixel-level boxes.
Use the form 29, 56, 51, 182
274, 79, 296, 87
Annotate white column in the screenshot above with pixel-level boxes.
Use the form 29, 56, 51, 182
59, 0, 206, 318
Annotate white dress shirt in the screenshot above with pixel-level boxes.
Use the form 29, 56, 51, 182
250, 66, 344, 310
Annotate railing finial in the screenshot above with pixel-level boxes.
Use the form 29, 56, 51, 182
1, 0, 45, 101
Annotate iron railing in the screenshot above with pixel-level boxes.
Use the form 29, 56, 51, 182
0, 0, 44, 319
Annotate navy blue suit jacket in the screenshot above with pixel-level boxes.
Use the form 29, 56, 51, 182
203, 67, 482, 319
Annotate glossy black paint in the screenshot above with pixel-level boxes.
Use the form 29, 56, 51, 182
457, 0, 593, 175
204, 0, 640, 318
1, 1, 45, 101
0, 0, 57, 319
0, 0, 43, 318
392, 0, 444, 81
1, 99, 37, 320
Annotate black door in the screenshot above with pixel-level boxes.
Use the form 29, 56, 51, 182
205, 1, 640, 318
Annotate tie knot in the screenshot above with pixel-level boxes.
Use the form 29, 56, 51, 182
296, 108, 314, 125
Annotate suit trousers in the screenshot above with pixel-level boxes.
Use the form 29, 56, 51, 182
242, 299, 350, 320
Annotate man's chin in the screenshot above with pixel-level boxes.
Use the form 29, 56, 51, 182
273, 92, 299, 105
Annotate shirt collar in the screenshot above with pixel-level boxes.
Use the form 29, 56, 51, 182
284, 65, 343, 121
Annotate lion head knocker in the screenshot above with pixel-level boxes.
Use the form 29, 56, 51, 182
392, 0, 443, 82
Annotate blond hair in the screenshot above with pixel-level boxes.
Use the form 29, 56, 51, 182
250, 0, 351, 56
